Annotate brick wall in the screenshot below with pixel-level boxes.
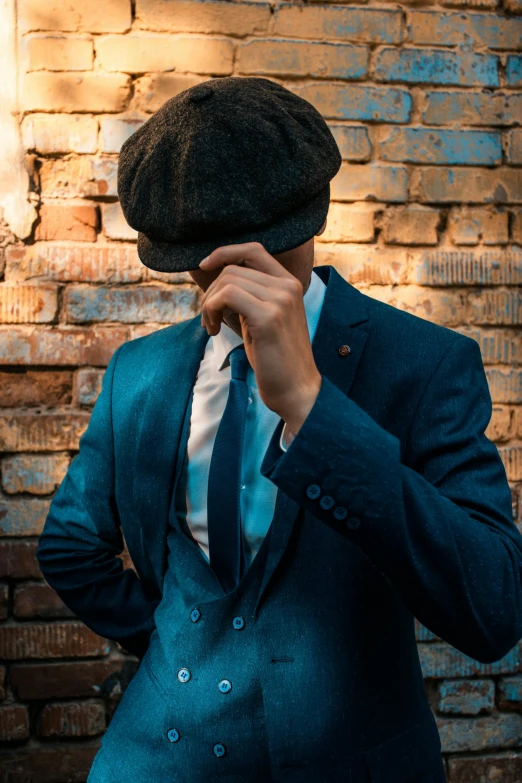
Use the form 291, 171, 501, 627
0, 0, 521, 779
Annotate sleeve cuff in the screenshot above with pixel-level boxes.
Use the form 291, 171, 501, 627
261, 373, 402, 535
279, 422, 296, 452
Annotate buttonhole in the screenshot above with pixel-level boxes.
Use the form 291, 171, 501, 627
270, 656, 294, 664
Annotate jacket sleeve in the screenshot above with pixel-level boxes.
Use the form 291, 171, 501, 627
260, 335, 522, 664
35, 343, 161, 660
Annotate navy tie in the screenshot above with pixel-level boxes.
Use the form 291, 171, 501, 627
207, 344, 250, 593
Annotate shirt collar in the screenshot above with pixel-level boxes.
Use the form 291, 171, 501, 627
212, 268, 327, 372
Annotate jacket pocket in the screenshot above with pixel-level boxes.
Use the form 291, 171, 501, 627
363, 708, 446, 783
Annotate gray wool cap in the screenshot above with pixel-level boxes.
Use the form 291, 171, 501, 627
117, 76, 342, 273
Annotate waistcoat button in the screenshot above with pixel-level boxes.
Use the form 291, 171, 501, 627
213, 742, 227, 757
218, 679, 232, 693
167, 728, 180, 742
319, 494, 334, 510
232, 615, 245, 630
306, 483, 321, 500
190, 608, 201, 622
177, 668, 191, 682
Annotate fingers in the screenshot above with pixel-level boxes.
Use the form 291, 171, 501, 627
201, 264, 290, 308
199, 242, 289, 278
203, 283, 279, 334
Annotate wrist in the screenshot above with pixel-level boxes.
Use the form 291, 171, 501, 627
281, 374, 322, 435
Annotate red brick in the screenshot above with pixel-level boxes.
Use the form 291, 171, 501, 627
413, 248, 522, 286
455, 328, 522, 365
13, 583, 75, 619
499, 446, 522, 481
0, 622, 110, 659
0, 541, 42, 579
0, 745, 100, 783
0, 583, 7, 620
23, 72, 132, 113
317, 202, 377, 243
10, 659, 125, 699
0, 705, 30, 741
0, 412, 90, 452
19, 0, 132, 33
27, 35, 94, 71
37, 699, 106, 737
437, 713, 522, 753
237, 39, 368, 80
382, 205, 440, 245
63, 284, 200, 324
1, 453, 71, 494
448, 207, 509, 245
0, 284, 57, 323
135, 0, 271, 36
5, 243, 143, 284
0, 326, 129, 366
412, 167, 522, 204
513, 208, 522, 243
75, 368, 103, 406
96, 34, 233, 74
485, 368, 522, 404
0, 370, 72, 407
0, 497, 51, 537
134, 72, 206, 112
38, 157, 118, 198
35, 205, 98, 242
448, 752, 522, 781
315, 243, 408, 286
468, 290, 522, 325
332, 163, 408, 202
274, 4, 403, 44
21, 113, 98, 154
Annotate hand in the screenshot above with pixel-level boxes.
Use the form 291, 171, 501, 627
199, 242, 322, 433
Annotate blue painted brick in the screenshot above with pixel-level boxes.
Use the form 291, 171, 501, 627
418, 642, 520, 679
380, 128, 502, 165
374, 48, 499, 88
506, 56, 522, 87
410, 11, 522, 51
499, 676, 522, 704
292, 83, 412, 124
438, 678, 494, 715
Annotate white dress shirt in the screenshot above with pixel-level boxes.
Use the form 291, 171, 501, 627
182, 268, 327, 568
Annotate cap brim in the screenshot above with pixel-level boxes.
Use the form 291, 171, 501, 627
137, 185, 331, 273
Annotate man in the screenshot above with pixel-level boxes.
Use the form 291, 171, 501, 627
36, 77, 522, 783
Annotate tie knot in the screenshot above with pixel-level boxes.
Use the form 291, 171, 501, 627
228, 344, 250, 381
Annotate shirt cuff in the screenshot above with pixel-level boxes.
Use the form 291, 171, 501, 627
279, 421, 296, 452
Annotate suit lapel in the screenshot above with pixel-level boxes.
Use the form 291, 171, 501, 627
254, 264, 370, 612
134, 264, 370, 599
133, 315, 210, 591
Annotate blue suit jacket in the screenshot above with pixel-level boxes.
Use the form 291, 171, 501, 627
36, 264, 522, 781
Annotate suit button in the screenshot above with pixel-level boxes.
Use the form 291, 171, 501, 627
218, 679, 232, 693
232, 616, 245, 630
213, 742, 227, 757
190, 608, 201, 622
177, 668, 191, 682
319, 494, 334, 510
333, 506, 348, 520
306, 483, 321, 500
167, 728, 180, 742
345, 516, 361, 530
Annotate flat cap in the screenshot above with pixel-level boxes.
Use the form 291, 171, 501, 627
117, 76, 342, 273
